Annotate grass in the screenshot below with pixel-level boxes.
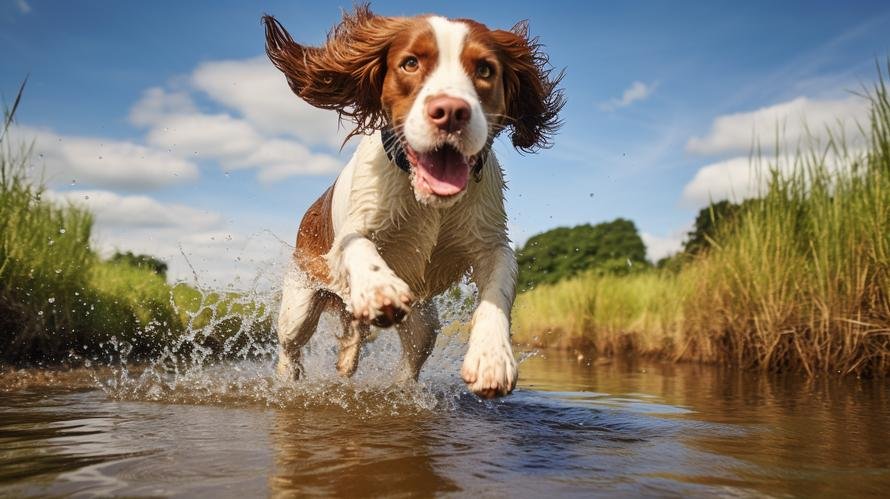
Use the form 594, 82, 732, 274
513, 272, 688, 354
0, 83, 273, 366
513, 65, 890, 377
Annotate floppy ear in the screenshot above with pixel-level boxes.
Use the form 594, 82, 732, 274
263, 6, 410, 139
491, 21, 565, 152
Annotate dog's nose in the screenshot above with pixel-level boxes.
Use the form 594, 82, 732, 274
426, 95, 471, 132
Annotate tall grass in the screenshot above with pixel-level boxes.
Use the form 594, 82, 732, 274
513, 272, 688, 354
1, 124, 182, 361
0, 84, 273, 365
514, 67, 890, 376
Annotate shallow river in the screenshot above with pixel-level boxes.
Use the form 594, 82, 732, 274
1, 338, 889, 497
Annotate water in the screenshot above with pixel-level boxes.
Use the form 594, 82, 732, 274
2, 345, 889, 497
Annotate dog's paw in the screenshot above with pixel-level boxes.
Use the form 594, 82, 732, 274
461, 338, 517, 399
349, 267, 413, 327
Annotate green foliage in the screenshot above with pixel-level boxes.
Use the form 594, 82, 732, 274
516, 218, 649, 291
109, 251, 168, 278
683, 200, 745, 255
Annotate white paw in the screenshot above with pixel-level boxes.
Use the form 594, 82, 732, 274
461, 335, 517, 399
349, 265, 413, 327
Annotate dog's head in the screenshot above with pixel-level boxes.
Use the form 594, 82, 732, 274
264, 5, 564, 205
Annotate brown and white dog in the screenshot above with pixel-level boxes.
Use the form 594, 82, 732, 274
264, 6, 563, 398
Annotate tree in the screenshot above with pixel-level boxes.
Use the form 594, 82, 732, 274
516, 218, 649, 291
654, 199, 754, 272
109, 251, 168, 278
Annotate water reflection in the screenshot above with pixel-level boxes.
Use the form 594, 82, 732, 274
269, 407, 460, 496
1, 353, 888, 496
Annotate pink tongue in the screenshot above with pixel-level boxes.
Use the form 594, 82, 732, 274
415, 147, 470, 196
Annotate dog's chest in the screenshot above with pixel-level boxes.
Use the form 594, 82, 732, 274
374, 206, 475, 299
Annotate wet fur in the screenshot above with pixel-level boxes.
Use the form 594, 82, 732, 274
265, 5, 563, 398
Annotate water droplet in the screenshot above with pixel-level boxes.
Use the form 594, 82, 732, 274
47, 297, 55, 303
37, 310, 44, 316
59, 228, 66, 234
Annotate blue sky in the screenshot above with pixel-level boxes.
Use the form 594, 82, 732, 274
2, 0, 889, 284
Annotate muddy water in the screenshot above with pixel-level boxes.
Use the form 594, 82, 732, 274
1, 342, 889, 497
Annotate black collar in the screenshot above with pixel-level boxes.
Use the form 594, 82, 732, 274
380, 125, 488, 181
381, 126, 412, 173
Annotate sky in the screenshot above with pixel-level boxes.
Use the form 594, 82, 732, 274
2, 0, 889, 286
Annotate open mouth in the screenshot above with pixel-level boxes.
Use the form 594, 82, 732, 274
404, 143, 476, 197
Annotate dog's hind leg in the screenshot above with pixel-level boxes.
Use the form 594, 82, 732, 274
335, 302, 369, 377
396, 301, 440, 382
276, 284, 328, 380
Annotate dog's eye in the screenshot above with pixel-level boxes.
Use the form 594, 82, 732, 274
401, 56, 419, 73
476, 61, 493, 79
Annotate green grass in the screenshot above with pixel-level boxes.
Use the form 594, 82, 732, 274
513, 272, 688, 353
514, 65, 890, 376
0, 83, 273, 365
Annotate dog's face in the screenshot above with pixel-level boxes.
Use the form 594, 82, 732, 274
264, 7, 564, 205
381, 17, 504, 203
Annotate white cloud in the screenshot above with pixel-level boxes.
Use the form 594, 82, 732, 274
130, 58, 349, 184
141, 105, 342, 182
190, 57, 346, 149
681, 156, 756, 207
686, 95, 869, 156
680, 149, 862, 207
128, 87, 197, 127
16, 0, 30, 14
11, 125, 198, 190
600, 81, 657, 111
46, 189, 290, 287
48, 189, 221, 229
641, 230, 686, 262
8, 53, 354, 285
145, 112, 259, 163
682, 94, 871, 207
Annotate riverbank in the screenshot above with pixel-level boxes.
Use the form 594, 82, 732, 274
513, 71, 890, 377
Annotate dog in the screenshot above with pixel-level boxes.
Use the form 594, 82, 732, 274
264, 5, 563, 398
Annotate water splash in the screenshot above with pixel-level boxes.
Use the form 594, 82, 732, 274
96, 256, 517, 416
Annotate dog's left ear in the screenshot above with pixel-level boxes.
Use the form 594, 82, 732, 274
263, 6, 410, 140
491, 21, 566, 152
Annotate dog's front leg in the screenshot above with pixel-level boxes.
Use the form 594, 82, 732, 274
330, 233, 414, 327
462, 245, 518, 398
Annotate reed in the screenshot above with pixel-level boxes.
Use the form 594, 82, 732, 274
514, 65, 890, 376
